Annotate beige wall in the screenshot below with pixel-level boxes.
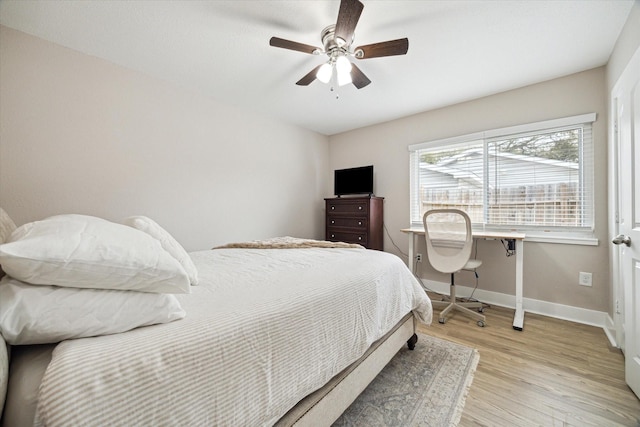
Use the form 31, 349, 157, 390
0, 26, 330, 251
328, 67, 610, 312
607, 0, 640, 90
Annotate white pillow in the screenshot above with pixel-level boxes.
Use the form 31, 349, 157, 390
0, 208, 17, 245
0, 214, 190, 294
123, 216, 199, 285
0, 276, 186, 345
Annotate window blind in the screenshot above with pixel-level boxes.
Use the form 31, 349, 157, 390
409, 114, 595, 235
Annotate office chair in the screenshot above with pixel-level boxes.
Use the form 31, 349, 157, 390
423, 209, 486, 327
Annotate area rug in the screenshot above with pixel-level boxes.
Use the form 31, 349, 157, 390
332, 333, 479, 427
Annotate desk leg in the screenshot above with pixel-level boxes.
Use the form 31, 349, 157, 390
407, 232, 415, 273
513, 239, 525, 330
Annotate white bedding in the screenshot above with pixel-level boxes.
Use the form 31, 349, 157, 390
33, 248, 432, 426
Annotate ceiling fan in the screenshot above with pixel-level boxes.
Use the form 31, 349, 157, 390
269, 0, 408, 90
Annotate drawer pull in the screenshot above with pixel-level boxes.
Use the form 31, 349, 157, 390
358, 221, 362, 226
331, 206, 335, 210
358, 206, 362, 210
331, 234, 335, 238
331, 220, 335, 224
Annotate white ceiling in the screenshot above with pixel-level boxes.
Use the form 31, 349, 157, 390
0, 1, 634, 135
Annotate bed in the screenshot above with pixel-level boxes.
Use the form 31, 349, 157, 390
0, 211, 432, 426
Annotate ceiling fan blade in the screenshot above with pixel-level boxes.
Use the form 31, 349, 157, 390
334, 0, 364, 46
296, 64, 323, 86
355, 38, 409, 59
270, 37, 320, 55
350, 64, 371, 89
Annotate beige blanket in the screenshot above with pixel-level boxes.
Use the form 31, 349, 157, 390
214, 236, 365, 250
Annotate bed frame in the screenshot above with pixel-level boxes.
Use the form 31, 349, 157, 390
276, 312, 418, 426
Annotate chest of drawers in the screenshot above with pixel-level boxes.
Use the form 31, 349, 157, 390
325, 196, 384, 250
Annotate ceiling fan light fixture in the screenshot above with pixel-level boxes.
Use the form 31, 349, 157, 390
336, 55, 352, 73
336, 55, 352, 86
337, 70, 352, 87
317, 62, 333, 83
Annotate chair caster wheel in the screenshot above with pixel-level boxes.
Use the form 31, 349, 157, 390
478, 307, 484, 313
439, 318, 445, 324
477, 320, 485, 327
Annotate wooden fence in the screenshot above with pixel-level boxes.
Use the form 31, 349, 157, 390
420, 182, 580, 226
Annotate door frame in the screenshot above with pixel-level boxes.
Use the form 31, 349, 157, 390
609, 94, 624, 350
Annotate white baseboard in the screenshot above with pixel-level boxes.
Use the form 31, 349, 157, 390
421, 279, 618, 346
603, 315, 618, 348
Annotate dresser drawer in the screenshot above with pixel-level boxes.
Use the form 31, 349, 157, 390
327, 230, 368, 246
327, 217, 368, 229
326, 200, 369, 215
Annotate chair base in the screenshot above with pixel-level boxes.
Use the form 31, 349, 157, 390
431, 283, 486, 326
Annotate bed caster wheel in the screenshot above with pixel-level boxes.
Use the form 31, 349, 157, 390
407, 333, 418, 350
477, 320, 485, 327
438, 318, 445, 324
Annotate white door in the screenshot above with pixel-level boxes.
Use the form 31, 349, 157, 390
612, 46, 640, 399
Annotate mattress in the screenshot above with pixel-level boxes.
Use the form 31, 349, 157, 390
6, 247, 432, 426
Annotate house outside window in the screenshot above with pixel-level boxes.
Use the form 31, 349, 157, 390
409, 114, 596, 243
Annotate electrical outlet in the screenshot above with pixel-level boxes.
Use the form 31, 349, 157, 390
578, 272, 592, 287
416, 253, 422, 262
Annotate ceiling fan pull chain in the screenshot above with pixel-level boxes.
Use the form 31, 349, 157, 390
330, 72, 339, 99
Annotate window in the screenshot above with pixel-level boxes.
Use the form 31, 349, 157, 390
409, 114, 596, 241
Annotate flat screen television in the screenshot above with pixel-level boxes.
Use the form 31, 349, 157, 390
334, 165, 374, 196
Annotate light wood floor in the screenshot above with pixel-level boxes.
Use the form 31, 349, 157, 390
417, 296, 640, 427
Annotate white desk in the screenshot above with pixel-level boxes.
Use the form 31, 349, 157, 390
401, 227, 526, 331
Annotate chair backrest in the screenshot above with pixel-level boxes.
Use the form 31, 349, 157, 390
422, 209, 473, 274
